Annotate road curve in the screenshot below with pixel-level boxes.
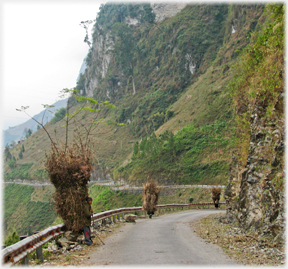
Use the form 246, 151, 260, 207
83, 210, 238, 266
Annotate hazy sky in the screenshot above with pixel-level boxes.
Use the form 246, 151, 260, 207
1, 0, 104, 131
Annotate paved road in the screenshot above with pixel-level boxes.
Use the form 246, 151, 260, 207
4, 181, 224, 189
83, 210, 238, 266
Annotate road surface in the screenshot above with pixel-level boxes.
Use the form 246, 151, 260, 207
83, 210, 238, 266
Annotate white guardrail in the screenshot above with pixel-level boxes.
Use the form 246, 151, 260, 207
2, 202, 225, 266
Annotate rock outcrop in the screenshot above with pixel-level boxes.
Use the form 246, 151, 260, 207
225, 82, 284, 244
151, 3, 187, 22
83, 3, 187, 99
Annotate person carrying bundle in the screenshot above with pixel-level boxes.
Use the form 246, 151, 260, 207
212, 187, 221, 209
142, 181, 161, 219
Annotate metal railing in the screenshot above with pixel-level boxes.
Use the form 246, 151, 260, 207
2, 202, 225, 266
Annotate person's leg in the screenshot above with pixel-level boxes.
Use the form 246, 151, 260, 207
83, 226, 93, 245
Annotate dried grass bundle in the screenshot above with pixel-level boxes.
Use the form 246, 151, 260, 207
212, 187, 222, 202
45, 143, 92, 232
142, 181, 161, 213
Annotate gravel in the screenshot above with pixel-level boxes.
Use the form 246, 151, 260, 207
191, 212, 285, 266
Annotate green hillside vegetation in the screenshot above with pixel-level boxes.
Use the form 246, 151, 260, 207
50, 107, 66, 125
88, 185, 143, 212
116, 121, 235, 184
158, 187, 225, 205
91, 4, 231, 135
3, 4, 265, 187
229, 4, 284, 167
3, 184, 56, 238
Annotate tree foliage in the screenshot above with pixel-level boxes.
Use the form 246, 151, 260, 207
50, 107, 66, 125
5, 231, 19, 247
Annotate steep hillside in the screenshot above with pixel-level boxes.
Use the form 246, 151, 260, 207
3, 3, 265, 186
3, 183, 56, 237
224, 3, 284, 241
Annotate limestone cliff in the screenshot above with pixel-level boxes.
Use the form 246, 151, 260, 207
82, 3, 186, 99
225, 93, 284, 241
150, 3, 187, 22
224, 4, 284, 244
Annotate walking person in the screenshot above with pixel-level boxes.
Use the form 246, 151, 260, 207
83, 197, 93, 246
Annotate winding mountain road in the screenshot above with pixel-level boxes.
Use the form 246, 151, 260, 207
83, 210, 238, 266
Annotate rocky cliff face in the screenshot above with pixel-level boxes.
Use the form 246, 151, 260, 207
224, 4, 284, 244
83, 3, 186, 99
84, 30, 114, 98
150, 3, 187, 22
225, 93, 284, 240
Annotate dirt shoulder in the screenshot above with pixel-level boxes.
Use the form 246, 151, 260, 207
29, 221, 127, 266
191, 212, 285, 266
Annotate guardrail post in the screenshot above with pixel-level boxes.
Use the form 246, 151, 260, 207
117, 214, 120, 221
36, 247, 44, 263
113, 215, 116, 223
22, 255, 29, 266
32, 231, 43, 263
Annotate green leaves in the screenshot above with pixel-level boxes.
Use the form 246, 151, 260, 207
74, 94, 115, 109
16, 105, 29, 112
50, 108, 66, 125
75, 95, 98, 105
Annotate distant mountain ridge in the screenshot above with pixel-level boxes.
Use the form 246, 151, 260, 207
3, 98, 68, 147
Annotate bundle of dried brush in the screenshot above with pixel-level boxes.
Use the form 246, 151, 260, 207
45, 142, 93, 232
142, 181, 161, 217
212, 187, 221, 204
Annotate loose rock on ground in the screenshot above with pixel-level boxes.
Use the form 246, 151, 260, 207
191, 212, 285, 266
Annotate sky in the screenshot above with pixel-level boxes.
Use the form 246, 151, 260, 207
1, 0, 105, 131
